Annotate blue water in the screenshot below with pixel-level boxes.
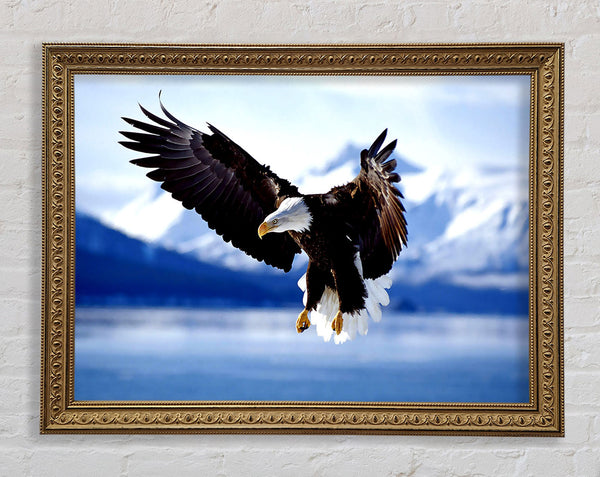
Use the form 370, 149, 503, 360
74, 307, 529, 403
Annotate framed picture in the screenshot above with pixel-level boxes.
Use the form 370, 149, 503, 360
41, 43, 563, 434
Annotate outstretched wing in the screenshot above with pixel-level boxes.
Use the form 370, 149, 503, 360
332, 130, 407, 279
119, 98, 301, 272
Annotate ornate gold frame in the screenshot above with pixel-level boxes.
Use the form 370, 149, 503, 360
41, 43, 564, 435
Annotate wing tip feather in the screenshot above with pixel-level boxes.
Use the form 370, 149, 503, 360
121, 96, 300, 273
367, 129, 388, 158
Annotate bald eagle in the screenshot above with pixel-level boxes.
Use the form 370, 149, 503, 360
120, 99, 407, 343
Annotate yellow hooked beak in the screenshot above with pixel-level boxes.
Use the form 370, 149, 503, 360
258, 221, 276, 239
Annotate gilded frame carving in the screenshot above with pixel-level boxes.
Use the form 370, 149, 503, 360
41, 43, 564, 435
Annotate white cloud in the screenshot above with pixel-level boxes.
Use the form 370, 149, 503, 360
318, 74, 529, 107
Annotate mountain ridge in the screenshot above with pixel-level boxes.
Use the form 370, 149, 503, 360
78, 141, 529, 315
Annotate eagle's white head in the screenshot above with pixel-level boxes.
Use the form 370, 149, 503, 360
258, 197, 312, 238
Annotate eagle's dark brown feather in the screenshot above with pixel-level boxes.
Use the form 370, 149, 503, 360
120, 100, 301, 272
328, 129, 407, 280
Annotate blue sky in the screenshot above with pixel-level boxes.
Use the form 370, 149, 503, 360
74, 73, 530, 218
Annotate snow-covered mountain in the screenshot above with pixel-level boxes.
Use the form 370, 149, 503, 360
99, 142, 529, 292
396, 166, 529, 290
105, 178, 264, 271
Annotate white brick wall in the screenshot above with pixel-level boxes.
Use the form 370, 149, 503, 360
1, 1, 598, 475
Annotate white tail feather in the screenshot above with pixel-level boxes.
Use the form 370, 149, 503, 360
365, 295, 382, 323
357, 309, 369, 336
345, 314, 357, 341
297, 274, 307, 292
366, 279, 390, 307
376, 275, 393, 289
296, 254, 392, 344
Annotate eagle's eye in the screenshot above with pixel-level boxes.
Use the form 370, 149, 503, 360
272, 218, 279, 225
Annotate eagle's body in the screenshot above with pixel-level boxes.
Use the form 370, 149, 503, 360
120, 98, 407, 343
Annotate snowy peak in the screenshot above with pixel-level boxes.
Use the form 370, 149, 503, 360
396, 166, 528, 289
103, 183, 185, 243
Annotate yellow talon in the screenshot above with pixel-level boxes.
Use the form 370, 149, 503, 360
332, 311, 343, 335
296, 309, 311, 333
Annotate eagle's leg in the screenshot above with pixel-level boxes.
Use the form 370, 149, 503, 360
331, 311, 344, 335
331, 259, 367, 335
297, 261, 329, 333
296, 309, 311, 333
